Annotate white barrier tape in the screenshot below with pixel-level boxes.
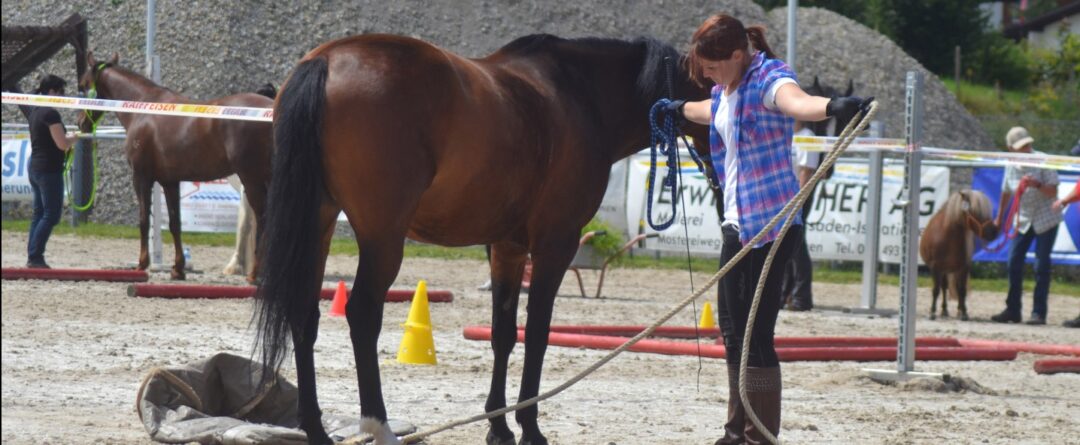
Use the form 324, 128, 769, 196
2, 92, 272, 122
794, 135, 1080, 172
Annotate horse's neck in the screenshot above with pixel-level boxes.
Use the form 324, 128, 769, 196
101, 70, 174, 103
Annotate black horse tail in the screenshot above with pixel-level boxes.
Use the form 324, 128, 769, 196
253, 57, 328, 373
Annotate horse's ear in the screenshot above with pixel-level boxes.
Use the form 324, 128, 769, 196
109, 52, 119, 65
87, 50, 96, 66
844, 79, 854, 97
812, 76, 820, 89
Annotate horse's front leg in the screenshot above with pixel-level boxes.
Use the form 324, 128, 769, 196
349, 234, 407, 445
517, 234, 578, 445
485, 242, 529, 445
161, 182, 185, 280
957, 270, 971, 321
132, 172, 153, 271
929, 271, 940, 320
939, 273, 951, 319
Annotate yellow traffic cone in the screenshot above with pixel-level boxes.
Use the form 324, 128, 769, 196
699, 302, 717, 329
397, 280, 437, 365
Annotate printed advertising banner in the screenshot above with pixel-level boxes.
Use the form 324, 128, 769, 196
971, 168, 1080, 265
2, 139, 33, 202
613, 150, 950, 264
158, 179, 243, 233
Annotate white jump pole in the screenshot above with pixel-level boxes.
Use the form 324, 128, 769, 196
146, 0, 165, 269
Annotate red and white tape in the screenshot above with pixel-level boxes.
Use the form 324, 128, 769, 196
2, 92, 272, 122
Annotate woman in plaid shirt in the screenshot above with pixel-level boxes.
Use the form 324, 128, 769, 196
667, 14, 869, 444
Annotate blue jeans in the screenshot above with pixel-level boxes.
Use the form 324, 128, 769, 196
1005, 226, 1059, 318
28, 170, 64, 263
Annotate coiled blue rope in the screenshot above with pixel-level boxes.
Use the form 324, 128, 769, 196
646, 98, 715, 231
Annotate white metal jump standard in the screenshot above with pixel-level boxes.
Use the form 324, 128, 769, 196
865, 71, 947, 383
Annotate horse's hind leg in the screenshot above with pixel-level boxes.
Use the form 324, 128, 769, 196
161, 182, 185, 280
345, 231, 409, 445
484, 241, 529, 445
292, 203, 340, 445
239, 178, 267, 284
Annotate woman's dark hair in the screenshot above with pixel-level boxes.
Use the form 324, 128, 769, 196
35, 74, 67, 95
685, 14, 777, 86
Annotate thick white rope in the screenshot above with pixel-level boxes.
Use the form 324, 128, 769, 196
738, 102, 879, 445
362, 102, 880, 445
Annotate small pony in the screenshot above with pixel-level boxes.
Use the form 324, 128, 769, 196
919, 189, 999, 320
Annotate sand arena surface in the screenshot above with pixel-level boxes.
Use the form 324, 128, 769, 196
2, 230, 1078, 444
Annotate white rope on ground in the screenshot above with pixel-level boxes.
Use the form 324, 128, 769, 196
737, 103, 879, 445
378, 102, 880, 445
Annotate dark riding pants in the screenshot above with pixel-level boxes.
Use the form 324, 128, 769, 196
28, 169, 64, 263
1005, 226, 1058, 318
718, 224, 801, 368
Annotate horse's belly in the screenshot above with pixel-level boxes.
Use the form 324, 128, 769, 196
406, 187, 525, 246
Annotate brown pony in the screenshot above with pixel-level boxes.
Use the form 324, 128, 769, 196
919, 189, 999, 320
255, 34, 709, 445
78, 52, 273, 280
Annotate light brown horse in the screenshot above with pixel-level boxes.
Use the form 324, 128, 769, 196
78, 52, 273, 280
919, 189, 999, 320
254, 34, 710, 444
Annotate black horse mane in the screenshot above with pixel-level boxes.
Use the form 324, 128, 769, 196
499, 34, 680, 105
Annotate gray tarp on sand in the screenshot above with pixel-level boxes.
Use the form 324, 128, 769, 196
136, 353, 415, 444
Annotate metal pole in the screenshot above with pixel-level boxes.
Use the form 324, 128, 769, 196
897, 71, 924, 373
146, 0, 164, 269
787, 0, 797, 71
860, 148, 883, 309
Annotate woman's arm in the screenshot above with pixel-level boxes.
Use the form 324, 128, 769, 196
774, 83, 830, 122
681, 99, 713, 125
48, 123, 77, 151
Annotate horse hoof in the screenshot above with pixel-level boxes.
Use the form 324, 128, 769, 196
930, 314, 936, 320
518, 435, 548, 445
171, 270, 186, 280
961, 314, 970, 321
486, 429, 515, 445
941, 313, 949, 319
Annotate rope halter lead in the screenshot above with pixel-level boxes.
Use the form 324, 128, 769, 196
645, 98, 717, 231
63, 61, 111, 212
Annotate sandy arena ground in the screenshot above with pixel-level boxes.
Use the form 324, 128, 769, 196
2, 230, 1079, 444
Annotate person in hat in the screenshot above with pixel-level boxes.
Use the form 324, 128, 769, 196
26, 74, 79, 269
991, 126, 1062, 325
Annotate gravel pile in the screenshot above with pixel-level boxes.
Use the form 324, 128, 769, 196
2, 1, 989, 224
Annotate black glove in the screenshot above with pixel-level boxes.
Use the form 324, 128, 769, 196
664, 99, 686, 118
826, 96, 873, 120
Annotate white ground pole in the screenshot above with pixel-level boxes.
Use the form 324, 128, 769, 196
859, 145, 884, 309
146, 0, 165, 269
866, 71, 945, 382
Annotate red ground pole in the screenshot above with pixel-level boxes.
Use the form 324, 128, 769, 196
957, 338, 1080, 357
127, 283, 453, 302
462, 326, 1016, 362
1033, 358, 1080, 375
2, 267, 149, 283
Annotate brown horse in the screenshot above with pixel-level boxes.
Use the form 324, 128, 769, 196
255, 34, 709, 444
919, 189, 999, 320
77, 52, 273, 280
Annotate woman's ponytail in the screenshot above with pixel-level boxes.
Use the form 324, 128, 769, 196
746, 26, 777, 59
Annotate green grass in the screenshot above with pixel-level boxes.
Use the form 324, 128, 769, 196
6, 219, 1077, 296
942, 77, 1080, 154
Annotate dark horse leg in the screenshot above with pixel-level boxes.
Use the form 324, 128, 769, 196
956, 270, 970, 321
239, 178, 268, 284
132, 171, 153, 271
292, 203, 339, 445
515, 232, 579, 445
939, 273, 950, 319
348, 230, 409, 444
929, 271, 941, 320
161, 182, 185, 280
485, 241, 529, 445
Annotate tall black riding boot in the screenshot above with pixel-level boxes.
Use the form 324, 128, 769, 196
715, 363, 746, 445
743, 367, 782, 445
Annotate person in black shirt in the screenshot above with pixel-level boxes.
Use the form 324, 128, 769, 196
26, 74, 78, 268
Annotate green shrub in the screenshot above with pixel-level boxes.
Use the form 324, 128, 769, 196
580, 218, 624, 260
968, 33, 1033, 89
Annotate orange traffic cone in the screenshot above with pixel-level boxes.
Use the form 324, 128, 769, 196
397, 280, 437, 365
328, 280, 348, 317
